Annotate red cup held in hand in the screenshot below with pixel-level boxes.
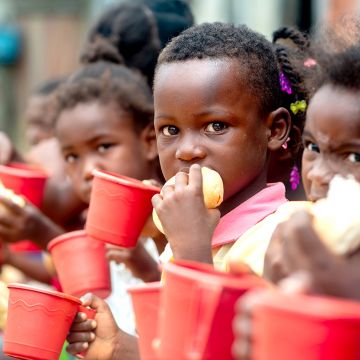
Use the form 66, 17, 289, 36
85, 170, 160, 248
3, 284, 81, 360
252, 291, 360, 360
48, 230, 111, 299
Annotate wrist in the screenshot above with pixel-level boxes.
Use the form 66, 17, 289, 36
171, 238, 213, 264
112, 330, 140, 360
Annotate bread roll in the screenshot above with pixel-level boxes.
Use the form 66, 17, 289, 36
310, 175, 360, 255
153, 167, 224, 234
0, 180, 25, 211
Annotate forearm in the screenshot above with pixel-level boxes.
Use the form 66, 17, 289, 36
30, 216, 64, 250
6, 253, 52, 284
128, 250, 160, 282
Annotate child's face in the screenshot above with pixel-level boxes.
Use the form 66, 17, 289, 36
153, 59, 271, 200
55, 101, 156, 203
302, 85, 360, 201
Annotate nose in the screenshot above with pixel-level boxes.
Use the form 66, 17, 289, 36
307, 156, 335, 189
175, 132, 206, 162
82, 156, 101, 182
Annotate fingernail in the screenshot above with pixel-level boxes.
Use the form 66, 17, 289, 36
80, 293, 92, 303
91, 320, 97, 329
79, 312, 86, 321
90, 332, 96, 341
82, 342, 89, 349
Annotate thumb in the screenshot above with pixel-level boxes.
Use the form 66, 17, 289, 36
80, 293, 109, 313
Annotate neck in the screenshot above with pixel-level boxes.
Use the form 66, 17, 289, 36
219, 169, 268, 216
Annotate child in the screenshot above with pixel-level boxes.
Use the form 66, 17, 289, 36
53, 38, 162, 333
65, 22, 307, 358
233, 39, 360, 360
263, 42, 360, 297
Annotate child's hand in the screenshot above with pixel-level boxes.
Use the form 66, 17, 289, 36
0, 196, 63, 248
66, 293, 140, 360
152, 164, 220, 264
264, 210, 360, 301
105, 239, 160, 282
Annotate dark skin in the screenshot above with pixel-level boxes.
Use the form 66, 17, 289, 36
234, 85, 360, 360
152, 59, 290, 263
55, 101, 161, 281
65, 58, 291, 360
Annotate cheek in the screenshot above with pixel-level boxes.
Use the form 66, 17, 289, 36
301, 156, 312, 195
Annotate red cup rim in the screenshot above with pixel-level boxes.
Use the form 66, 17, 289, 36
0, 163, 48, 179
164, 261, 265, 289
8, 283, 82, 304
93, 169, 160, 193
127, 281, 162, 294
256, 291, 360, 319
47, 230, 88, 252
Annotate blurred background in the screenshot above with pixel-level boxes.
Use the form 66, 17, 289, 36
0, 0, 357, 149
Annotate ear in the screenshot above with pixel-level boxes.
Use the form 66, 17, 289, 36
139, 123, 158, 161
265, 107, 291, 151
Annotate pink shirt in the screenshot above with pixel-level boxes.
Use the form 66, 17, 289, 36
212, 183, 287, 248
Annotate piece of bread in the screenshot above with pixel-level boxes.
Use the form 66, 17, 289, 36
153, 167, 224, 234
310, 176, 360, 255
0, 180, 25, 211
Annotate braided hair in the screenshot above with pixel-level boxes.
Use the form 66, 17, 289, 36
55, 37, 154, 132
272, 26, 311, 155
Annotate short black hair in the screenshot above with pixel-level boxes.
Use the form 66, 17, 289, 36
55, 38, 154, 131
314, 44, 360, 91
157, 22, 281, 115
157, 23, 309, 154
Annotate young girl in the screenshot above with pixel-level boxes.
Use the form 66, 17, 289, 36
232, 38, 360, 360
65, 22, 307, 358
53, 38, 162, 333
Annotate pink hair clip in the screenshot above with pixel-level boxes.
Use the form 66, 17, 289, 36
304, 58, 317, 68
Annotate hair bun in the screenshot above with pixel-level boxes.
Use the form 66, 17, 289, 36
81, 36, 125, 65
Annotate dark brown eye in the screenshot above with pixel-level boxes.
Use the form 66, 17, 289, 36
205, 122, 227, 132
161, 125, 179, 136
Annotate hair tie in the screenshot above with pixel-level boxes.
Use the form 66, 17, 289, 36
279, 71, 292, 94
290, 100, 307, 115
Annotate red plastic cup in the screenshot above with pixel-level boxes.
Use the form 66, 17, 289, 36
128, 282, 162, 360
157, 260, 267, 360
47, 230, 111, 298
3, 283, 81, 360
0, 162, 48, 207
85, 170, 160, 247
0, 163, 48, 252
252, 291, 360, 360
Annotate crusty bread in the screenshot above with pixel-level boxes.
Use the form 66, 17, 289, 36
0, 180, 25, 211
153, 167, 224, 234
311, 176, 360, 255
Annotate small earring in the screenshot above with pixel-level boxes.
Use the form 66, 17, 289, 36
290, 165, 300, 190
282, 137, 290, 149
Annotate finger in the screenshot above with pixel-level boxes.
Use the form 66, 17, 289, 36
188, 164, 202, 193
70, 319, 97, 332
0, 196, 25, 215
151, 193, 163, 208
66, 342, 89, 356
174, 171, 188, 190
0, 214, 17, 228
105, 244, 123, 251
67, 331, 95, 344
142, 179, 162, 188
80, 293, 111, 314
161, 184, 175, 198
278, 271, 312, 294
